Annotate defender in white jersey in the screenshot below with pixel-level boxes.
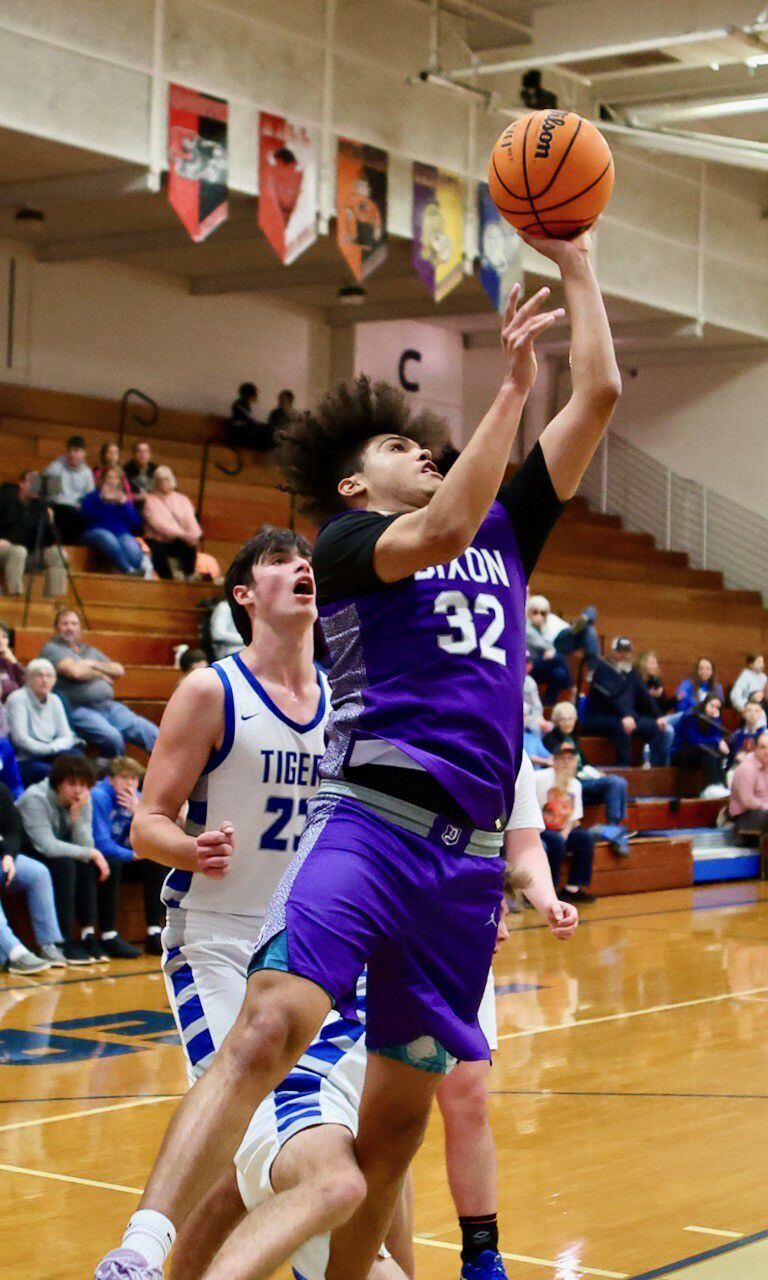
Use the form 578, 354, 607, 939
166, 753, 577, 1280
162, 643, 328, 1079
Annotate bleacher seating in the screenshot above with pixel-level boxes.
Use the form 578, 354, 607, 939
2, 381, 768, 923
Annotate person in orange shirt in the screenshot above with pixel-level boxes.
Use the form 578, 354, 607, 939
343, 178, 383, 250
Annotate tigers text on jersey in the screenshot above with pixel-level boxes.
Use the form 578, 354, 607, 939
161, 652, 330, 918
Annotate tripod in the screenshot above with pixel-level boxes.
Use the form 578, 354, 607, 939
22, 480, 89, 627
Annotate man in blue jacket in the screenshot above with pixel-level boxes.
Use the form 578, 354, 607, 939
92, 757, 166, 957
582, 637, 672, 766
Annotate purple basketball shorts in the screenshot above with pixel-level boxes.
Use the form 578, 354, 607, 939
249, 786, 505, 1063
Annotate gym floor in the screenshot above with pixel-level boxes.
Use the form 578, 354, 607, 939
2, 882, 767, 1280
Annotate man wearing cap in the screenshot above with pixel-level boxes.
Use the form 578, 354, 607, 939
581, 637, 671, 767
534, 742, 595, 904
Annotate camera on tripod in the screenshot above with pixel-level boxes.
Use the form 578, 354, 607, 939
27, 472, 63, 502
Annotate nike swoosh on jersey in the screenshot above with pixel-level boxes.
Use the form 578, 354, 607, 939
240, 712, 261, 721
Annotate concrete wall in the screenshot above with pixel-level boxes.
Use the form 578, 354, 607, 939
0, 239, 330, 415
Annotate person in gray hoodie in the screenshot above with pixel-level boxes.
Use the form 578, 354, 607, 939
17, 754, 109, 965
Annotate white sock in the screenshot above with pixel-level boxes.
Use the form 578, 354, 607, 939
81, 926, 95, 939
102, 930, 117, 940
8, 943, 27, 962
122, 1210, 176, 1269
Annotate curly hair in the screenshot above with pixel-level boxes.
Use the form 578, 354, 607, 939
275, 375, 448, 523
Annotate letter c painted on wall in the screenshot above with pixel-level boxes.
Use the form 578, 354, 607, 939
398, 349, 421, 393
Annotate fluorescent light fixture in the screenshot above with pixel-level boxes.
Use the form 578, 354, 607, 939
630, 93, 768, 126
747, 52, 768, 67
407, 69, 491, 105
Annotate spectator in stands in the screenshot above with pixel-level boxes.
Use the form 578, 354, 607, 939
675, 657, 724, 714
227, 382, 272, 452
523, 651, 553, 766
79, 467, 148, 577
41, 609, 158, 757
6, 658, 82, 785
94, 442, 131, 496
267, 389, 297, 437
729, 731, 768, 834
526, 594, 600, 678
0, 779, 66, 973
637, 651, 678, 714
92, 757, 165, 957
142, 466, 202, 581
729, 699, 767, 770
582, 636, 671, 766
124, 441, 157, 506
209, 598, 242, 660
17, 754, 108, 965
44, 434, 95, 544
534, 742, 595, 904
544, 701, 631, 856
0, 624, 24, 702
525, 601, 573, 705
671, 694, 730, 798
0, 471, 67, 598
730, 654, 767, 712
178, 647, 208, 681
0, 736, 23, 800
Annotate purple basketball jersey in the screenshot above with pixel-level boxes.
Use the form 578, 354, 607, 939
318, 501, 526, 831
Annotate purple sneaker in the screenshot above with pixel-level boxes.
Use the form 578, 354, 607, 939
94, 1248, 162, 1280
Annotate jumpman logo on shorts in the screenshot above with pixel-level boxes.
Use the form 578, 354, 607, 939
486, 908, 497, 927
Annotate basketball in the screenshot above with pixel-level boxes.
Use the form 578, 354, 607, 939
489, 110, 614, 238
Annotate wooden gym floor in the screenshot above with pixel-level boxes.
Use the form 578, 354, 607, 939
2, 883, 768, 1280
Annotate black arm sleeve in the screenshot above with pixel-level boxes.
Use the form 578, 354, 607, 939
0, 781, 23, 857
496, 442, 566, 579
313, 511, 401, 606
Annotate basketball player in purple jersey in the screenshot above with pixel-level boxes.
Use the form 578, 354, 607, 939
101, 230, 620, 1280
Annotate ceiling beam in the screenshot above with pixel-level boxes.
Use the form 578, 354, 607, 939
464, 317, 697, 349
628, 91, 768, 127
327, 293, 490, 327
35, 219, 258, 263
0, 169, 155, 210
191, 267, 417, 296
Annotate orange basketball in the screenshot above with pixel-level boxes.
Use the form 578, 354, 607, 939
488, 110, 614, 239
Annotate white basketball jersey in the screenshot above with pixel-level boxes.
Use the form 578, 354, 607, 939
162, 653, 330, 920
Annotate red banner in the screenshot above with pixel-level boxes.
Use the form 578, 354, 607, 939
258, 112, 317, 265
168, 84, 229, 243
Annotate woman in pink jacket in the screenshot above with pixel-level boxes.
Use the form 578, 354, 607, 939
142, 465, 202, 580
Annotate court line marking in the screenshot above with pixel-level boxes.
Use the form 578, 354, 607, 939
489, 1088, 768, 1101
512, 893, 767, 934
0, 1094, 176, 1134
684, 1226, 744, 1239
0, 1169, 629, 1280
413, 1235, 628, 1278
0, 1092, 184, 1106
629, 1225, 768, 1278
0, 1161, 142, 1195
0, 965, 161, 994
496, 984, 768, 1041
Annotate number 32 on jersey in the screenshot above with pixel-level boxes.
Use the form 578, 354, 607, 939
433, 590, 506, 665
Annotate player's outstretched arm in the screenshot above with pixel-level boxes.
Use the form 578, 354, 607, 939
520, 229, 621, 501
374, 285, 564, 583
131, 668, 233, 874
504, 826, 578, 941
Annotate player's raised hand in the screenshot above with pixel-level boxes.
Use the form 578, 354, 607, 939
196, 823, 235, 879
517, 226, 593, 267
547, 899, 578, 940
501, 283, 565, 396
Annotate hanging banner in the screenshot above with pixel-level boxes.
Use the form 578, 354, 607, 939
168, 84, 229, 243
477, 183, 524, 313
412, 163, 464, 303
336, 138, 388, 281
258, 112, 318, 265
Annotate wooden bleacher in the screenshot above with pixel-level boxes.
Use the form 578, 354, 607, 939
1, 382, 767, 923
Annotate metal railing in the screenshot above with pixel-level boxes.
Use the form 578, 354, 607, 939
117, 387, 158, 452
580, 433, 768, 602
196, 432, 243, 520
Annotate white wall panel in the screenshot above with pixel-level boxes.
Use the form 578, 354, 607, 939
0, 28, 151, 161
0, 0, 155, 67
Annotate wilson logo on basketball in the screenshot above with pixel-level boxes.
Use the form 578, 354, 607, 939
534, 113, 566, 160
